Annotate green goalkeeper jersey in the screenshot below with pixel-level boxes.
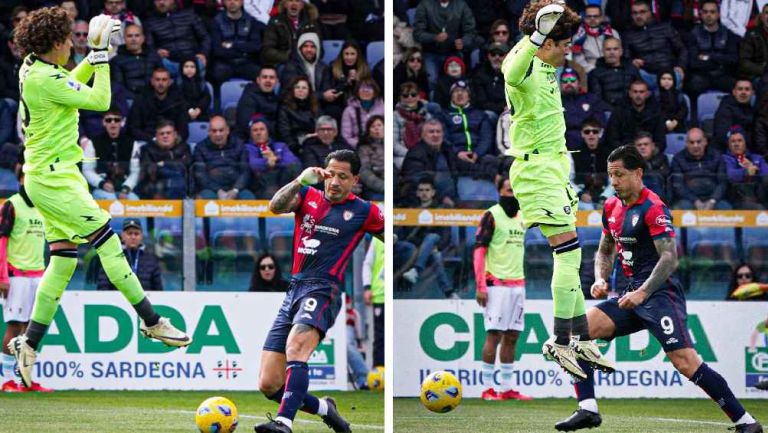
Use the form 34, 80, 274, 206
501, 36, 566, 157
19, 54, 111, 174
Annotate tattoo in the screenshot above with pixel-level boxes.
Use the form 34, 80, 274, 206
594, 232, 616, 281
269, 180, 301, 214
641, 237, 679, 295
293, 324, 317, 334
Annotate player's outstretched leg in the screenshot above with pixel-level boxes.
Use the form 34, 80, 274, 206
570, 311, 615, 373
90, 225, 190, 347
555, 359, 602, 431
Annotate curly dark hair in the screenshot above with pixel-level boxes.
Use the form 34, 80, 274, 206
519, 0, 581, 42
14, 7, 72, 57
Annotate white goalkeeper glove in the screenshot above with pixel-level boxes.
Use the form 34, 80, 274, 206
531, 3, 565, 46
87, 14, 121, 50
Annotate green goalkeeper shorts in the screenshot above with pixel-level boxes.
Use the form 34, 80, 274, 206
508, 152, 577, 233
25, 165, 110, 244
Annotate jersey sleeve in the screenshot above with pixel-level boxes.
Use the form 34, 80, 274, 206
362, 202, 384, 235
0, 201, 14, 237
644, 202, 675, 240
292, 186, 310, 215
501, 36, 538, 87
601, 201, 612, 236
474, 211, 495, 248
42, 66, 111, 111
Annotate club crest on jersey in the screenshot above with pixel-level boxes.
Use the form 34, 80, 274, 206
66, 79, 81, 91
308, 200, 317, 209
343, 210, 354, 221
632, 214, 639, 227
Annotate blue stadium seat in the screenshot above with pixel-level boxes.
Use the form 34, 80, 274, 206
220, 79, 250, 111
406, 8, 416, 24
269, 230, 294, 263
204, 81, 214, 111
686, 227, 736, 255
470, 49, 480, 69
187, 121, 209, 147
681, 93, 691, 122
366, 41, 384, 67
665, 133, 686, 156
696, 91, 727, 123
322, 40, 344, 65
604, 111, 611, 122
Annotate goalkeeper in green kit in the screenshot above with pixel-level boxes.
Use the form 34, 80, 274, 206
502, 0, 614, 380
8, 7, 191, 388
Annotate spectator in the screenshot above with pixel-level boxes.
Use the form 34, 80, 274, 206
101, 0, 142, 48
179, 58, 211, 122
656, 69, 688, 133
605, 79, 666, 150
399, 119, 458, 206
320, 40, 370, 122
753, 92, 768, 157
713, 79, 755, 151
60, 0, 79, 22
727, 264, 765, 301
111, 24, 162, 99
588, 37, 641, 109
209, 0, 264, 84
471, 42, 509, 120
561, 68, 609, 150
96, 219, 162, 291
634, 130, 670, 202
393, 47, 429, 101
341, 78, 384, 148
622, 0, 686, 91
67, 20, 89, 67
192, 116, 253, 199
79, 81, 130, 141
235, 66, 279, 140
670, 127, 731, 210
468, 0, 508, 37
144, 0, 211, 78
313, 0, 353, 40
0, 99, 14, 146
396, 177, 457, 298
572, 4, 620, 74
137, 120, 192, 199
249, 253, 289, 292
685, 0, 739, 99
0, 30, 22, 105
572, 118, 610, 210
277, 76, 318, 156
0, 142, 20, 196
82, 110, 141, 200
244, 116, 301, 198
394, 81, 433, 169
128, 67, 189, 142
281, 32, 326, 93
738, 4, 768, 88
722, 126, 768, 209
260, 0, 320, 67
301, 115, 352, 168
487, 19, 511, 46
393, 15, 418, 66
433, 55, 467, 110
605, 0, 671, 34
357, 115, 384, 200
412, 0, 478, 84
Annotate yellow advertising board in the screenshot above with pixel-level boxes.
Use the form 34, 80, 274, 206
194, 200, 292, 217
95, 200, 182, 217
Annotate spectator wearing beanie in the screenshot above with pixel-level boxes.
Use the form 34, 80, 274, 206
433, 55, 467, 110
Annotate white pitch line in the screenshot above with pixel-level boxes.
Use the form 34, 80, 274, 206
641, 417, 730, 427
161, 408, 385, 430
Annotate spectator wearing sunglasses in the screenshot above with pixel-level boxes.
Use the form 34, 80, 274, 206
394, 82, 433, 169
393, 47, 430, 100
572, 5, 620, 74
572, 118, 611, 210
249, 253, 289, 292
727, 264, 766, 301
471, 42, 510, 123
561, 68, 609, 151
82, 110, 142, 200
66, 20, 90, 69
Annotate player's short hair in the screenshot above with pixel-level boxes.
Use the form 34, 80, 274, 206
608, 145, 646, 170
519, 0, 581, 42
14, 7, 71, 57
325, 149, 361, 176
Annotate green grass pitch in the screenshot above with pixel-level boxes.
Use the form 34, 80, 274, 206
0, 390, 382, 432
395, 397, 768, 433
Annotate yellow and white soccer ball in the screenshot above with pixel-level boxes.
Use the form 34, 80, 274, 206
367, 366, 385, 391
420, 371, 462, 413
195, 396, 239, 433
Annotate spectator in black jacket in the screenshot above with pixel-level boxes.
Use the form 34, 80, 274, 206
138, 120, 192, 199
470, 41, 509, 120
249, 253, 289, 292
82, 110, 141, 200
606, 79, 665, 150
622, 0, 687, 91
179, 58, 211, 122
685, 0, 740, 99
261, 0, 320, 67
96, 219, 162, 291
657, 69, 688, 133
144, 0, 211, 78
634, 131, 670, 202
399, 119, 458, 206
111, 24, 161, 99
192, 116, 253, 199
670, 128, 731, 210
393, 47, 429, 98
320, 40, 370, 122
128, 67, 189, 142
235, 66, 279, 140
572, 118, 610, 210
301, 115, 353, 168
714, 79, 755, 151
276, 76, 318, 156
588, 37, 640, 109
738, 4, 768, 86
210, 0, 264, 84
561, 68, 609, 150
280, 31, 327, 93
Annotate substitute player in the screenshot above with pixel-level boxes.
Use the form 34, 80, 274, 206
256, 149, 384, 433
8, 7, 190, 389
555, 145, 762, 433
0, 172, 51, 393
473, 178, 532, 401
502, 0, 613, 380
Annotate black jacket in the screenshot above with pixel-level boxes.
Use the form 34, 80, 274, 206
110, 46, 162, 98
138, 140, 192, 199
670, 147, 728, 203
400, 140, 459, 182
623, 21, 687, 74
688, 24, 740, 76
144, 7, 211, 62
301, 136, 352, 168
605, 100, 666, 151
392, 61, 430, 100
128, 87, 189, 142
91, 132, 136, 187
713, 95, 754, 150
739, 22, 768, 80
211, 10, 264, 65
470, 62, 506, 114
644, 151, 671, 203
192, 136, 251, 193
260, 3, 319, 66
180, 75, 212, 120
96, 246, 162, 291
276, 100, 317, 155
587, 58, 641, 108
235, 83, 280, 139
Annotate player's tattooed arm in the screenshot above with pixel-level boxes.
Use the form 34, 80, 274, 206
640, 237, 679, 295
269, 180, 301, 214
594, 232, 616, 281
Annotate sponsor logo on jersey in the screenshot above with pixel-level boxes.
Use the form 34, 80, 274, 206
655, 214, 671, 227
297, 237, 321, 255
665, 337, 679, 345
315, 225, 340, 236
66, 79, 81, 91
308, 201, 317, 209
608, 216, 616, 224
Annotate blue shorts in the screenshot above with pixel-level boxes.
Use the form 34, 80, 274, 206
263, 279, 342, 353
596, 280, 693, 353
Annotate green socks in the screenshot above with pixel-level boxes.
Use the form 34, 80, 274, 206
92, 227, 145, 305
30, 249, 78, 326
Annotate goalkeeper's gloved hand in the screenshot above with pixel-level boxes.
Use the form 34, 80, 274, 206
530, 3, 565, 46
87, 14, 121, 50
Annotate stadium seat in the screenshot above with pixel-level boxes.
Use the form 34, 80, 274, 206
269, 230, 294, 263
187, 121, 209, 147
366, 41, 384, 67
322, 39, 344, 64
219, 79, 250, 112
685, 227, 736, 298
470, 49, 480, 69
406, 8, 416, 24
696, 91, 727, 123
742, 228, 768, 281
204, 81, 214, 111
665, 133, 686, 156
681, 93, 691, 122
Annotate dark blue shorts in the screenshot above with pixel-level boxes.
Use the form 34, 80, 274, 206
263, 279, 342, 353
596, 281, 693, 353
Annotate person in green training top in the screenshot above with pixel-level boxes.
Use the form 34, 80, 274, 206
501, 0, 614, 380
363, 237, 384, 367
8, 7, 191, 389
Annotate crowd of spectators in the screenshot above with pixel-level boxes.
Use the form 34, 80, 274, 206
0, 0, 385, 201
393, 0, 768, 212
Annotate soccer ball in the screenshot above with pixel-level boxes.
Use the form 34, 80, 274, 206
195, 396, 239, 433
420, 371, 462, 413
367, 366, 385, 391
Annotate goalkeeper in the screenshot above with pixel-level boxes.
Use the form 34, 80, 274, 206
502, 0, 613, 380
8, 7, 191, 389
